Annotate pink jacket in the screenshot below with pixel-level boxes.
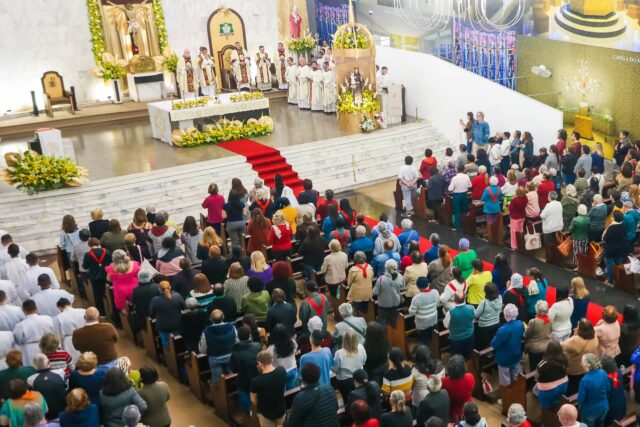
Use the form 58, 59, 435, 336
595, 320, 621, 357
106, 262, 141, 310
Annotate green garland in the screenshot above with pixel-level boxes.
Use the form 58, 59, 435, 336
86, 0, 106, 66
557, 106, 613, 122
174, 118, 274, 148
152, 0, 169, 51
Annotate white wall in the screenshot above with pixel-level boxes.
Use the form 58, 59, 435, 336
0, 0, 279, 114
377, 47, 563, 151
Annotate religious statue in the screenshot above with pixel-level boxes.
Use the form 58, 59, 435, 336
107, 0, 151, 56
255, 46, 272, 91
197, 46, 217, 96
232, 53, 252, 91
290, 6, 302, 39
176, 49, 199, 97
350, 67, 363, 106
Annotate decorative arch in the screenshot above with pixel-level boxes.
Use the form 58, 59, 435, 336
207, 7, 247, 90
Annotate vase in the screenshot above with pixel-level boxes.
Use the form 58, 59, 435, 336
112, 79, 123, 104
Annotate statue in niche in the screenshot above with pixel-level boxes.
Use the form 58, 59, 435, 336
107, 0, 150, 56
350, 67, 363, 106
290, 6, 302, 39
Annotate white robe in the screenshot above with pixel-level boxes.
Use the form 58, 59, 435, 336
285, 64, 298, 104
0, 303, 25, 331
55, 307, 86, 360
230, 48, 249, 64
14, 313, 55, 365
275, 60, 288, 90
310, 69, 324, 111
176, 56, 199, 96
5, 258, 30, 304
322, 69, 337, 113
233, 60, 252, 90
31, 288, 75, 317
197, 53, 217, 96
0, 244, 28, 279
0, 331, 14, 370
297, 65, 312, 109
255, 52, 272, 91
0, 280, 19, 306
281, 186, 299, 208
26, 265, 60, 297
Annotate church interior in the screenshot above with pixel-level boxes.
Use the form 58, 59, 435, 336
1, 0, 640, 426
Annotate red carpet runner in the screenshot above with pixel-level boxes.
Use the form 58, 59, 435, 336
219, 138, 607, 324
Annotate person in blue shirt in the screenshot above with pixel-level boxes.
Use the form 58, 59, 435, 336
577, 353, 611, 427
491, 304, 524, 386
398, 219, 419, 257
423, 233, 440, 264
622, 201, 640, 250
481, 176, 502, 225
373, 240, 401, 277
591, 143, 605, 174
601, 356, 626, 425
525, 267, 548, 319
371, 213, 394, 240
321, 204, 344, 244
471, 111, 490, 151
349, 225, 374, 256
299, 329, 334, 386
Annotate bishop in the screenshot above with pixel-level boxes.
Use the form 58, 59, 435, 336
275, 55, 288, 90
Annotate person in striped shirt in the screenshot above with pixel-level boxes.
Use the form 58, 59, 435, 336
38, 332, 73, 379
382, 348, 413, 403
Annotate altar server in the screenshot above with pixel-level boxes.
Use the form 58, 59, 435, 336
0, 234, 28, 279
275, 55, 288, 90
0, 332, 14, 370
25, 253, 60, 297
296, 57, 312, 110
177, 49, 199, 97
285, 57, 298, 104
0, 290, 24, 331
255, 46, 272, 91
13, 299, 55, 365
4, 244, 30, 304
322, 62, 337, 113
55, 298, 85, 360
197, 46, 217, 96
310, 61, 324, 112
31, 274, 74, 317
233, 53, 252, 91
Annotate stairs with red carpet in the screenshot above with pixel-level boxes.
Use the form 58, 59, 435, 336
218, 139, 304, 193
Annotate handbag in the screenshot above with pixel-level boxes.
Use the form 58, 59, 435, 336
590, 242, 604, 264
139, 258, 160, 279
524, 222, 542, 250
557, 232, 573, 257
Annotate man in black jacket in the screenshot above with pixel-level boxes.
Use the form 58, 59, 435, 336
207, 283, 237, 321
285, 362, 339, 427
265, 288, 296, 335
201, 246, 228, 284
129, 270, 160, 333
230, 325, 261, 414
426, 166, 446, 222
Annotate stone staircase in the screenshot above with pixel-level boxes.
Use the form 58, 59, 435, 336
0, 121, 451, 251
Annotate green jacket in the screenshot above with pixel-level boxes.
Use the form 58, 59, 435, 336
241, 291, 270, 322
569, 215, 591, 241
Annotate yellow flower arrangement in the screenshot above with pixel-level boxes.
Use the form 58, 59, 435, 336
287, 31, 317, 53
333, 28, 368, 49
1, 151, 89, 194
172, 116, 274, 148
172, 97, 211, 110
337, 88, 380, 115
229, 92, 264, 103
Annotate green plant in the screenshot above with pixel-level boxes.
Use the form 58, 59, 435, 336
1, 151, 89, 194
173, 117, 274, 147
360, 117, 375, 133
162, 53, 178, 73
337, 89, 380, 115
333, 29, 368, 49
87, 0, 106, 66
100, 62, 126, 81
152, 0, 169, 51
287, 34, 316, 53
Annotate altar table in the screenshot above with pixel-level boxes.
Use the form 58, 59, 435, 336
147, 93, 270, 144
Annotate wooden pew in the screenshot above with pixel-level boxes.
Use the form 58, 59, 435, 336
56, 245, 70, 287
500, 368, 527, 416
82, 278, 96, 308
186, 351, 212, 403
103, 285, 115, 321
413, 187, 428, 219
614, 415, 637, 426
69, 261, 82, 298
461, 200, 482, 237
141, 317, 161, 364
429, 328, 450, 360
576, 252, 597, 279
386, 312, 416, 355
615, 264, 635, 293
211, 373, 240, 424
469, 347, 498, 402
438, 195, 452, 227
393, 180, 404, 212
509, 370, 537, 412
164, 334, 188, 382
118, 310, 136, 345
486, 215, 505, 246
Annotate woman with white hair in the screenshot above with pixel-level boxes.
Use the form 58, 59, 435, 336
491, 303, 525, 386
372, 259, 405, 327
373, 222, 400, 256
398, 219, 419, 257
569, 203, 590, 263
506, 403, 530, 427
561, 184, 579, 231
319, 239, 349, 298
525, 300, 552, 371
481, 175, 503, 224
577, 353, 610, 426
540, 191, 564, 244
105, 249, 141, 312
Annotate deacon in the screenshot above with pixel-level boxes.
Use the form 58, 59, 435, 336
285, 57, 298, 104
233, 53, 252, 91
197, 46, 217, 96
55, 298, 85, 360
310, 61, 324, 112
176, 49, 199, 97
13, 299, 55, 365
255, 46, 272, 91
275, 55, 288, 90
322, 62, 337, 113
296, 57, 312, 110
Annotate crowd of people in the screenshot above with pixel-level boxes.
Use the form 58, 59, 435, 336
0, 128, 639, 427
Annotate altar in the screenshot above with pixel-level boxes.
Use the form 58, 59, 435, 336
147, 93, 270, 144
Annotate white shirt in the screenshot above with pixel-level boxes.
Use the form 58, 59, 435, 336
26, 265, 60, 296
0, 244, 28, 279
0, 331, 14, 370
4, 258, 30, 303
549, 298, 573, 335
55, 307, 86, 359
540, 200, 563, 234
0, 280, 19, 305
31, 288, 75, 317
448, 173, 472, 193
501, 182, 517, 197
398, 165, 419, 185
0, 303, 25, 331
500, 138, 512, 157
489, 144, 502, 166
14, 313, 55, 364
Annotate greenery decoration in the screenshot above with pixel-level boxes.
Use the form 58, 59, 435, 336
229, 92, 265, 102
172, 117, 274, 147
287, 31, 317, 53
152, 0, 169, 51
333, 28, 368, 49
360, 117, 375, 133
86, 0, 106, 66
172, 97, 211, 110
337, 89, 380, 115
100, 61, 126, 81
162, 53, 178, 73
1, 151, 89, 194
557, 106, 613, 122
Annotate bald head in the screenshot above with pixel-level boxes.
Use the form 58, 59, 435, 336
557, 404, 578, 425
85, 307, 99, 322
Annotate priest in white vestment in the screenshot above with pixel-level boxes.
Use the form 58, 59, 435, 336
275, 55, 288, 90
285, 57, 298, 104
31, 277, 75, 317
13, 301, 55, 365
296, 57, 312, 110
197, 46, 217, 96
55, 301, 85, 360
176, 49, 199, 97
310, 62, 324, 112
230, 41, 249, 64
233, 54, 252, 91
255, 46, 272, 91
322, 62, 337, 113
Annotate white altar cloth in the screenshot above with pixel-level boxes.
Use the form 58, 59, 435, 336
147, 94, 270, 144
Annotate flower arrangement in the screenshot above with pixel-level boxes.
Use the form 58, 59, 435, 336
287, 31, 317, 53
172, 97, 210, 110
229, 92, 264, 102
337, 89, 380, 115
172, 116, 274, 147
152, 0, 169, 51
360, 117, 375, 133
1, 151, 89, 194
333, 28, 368, 49
92, 52, 127, 81
162, 53, 178, 73
86, 0, 106, 66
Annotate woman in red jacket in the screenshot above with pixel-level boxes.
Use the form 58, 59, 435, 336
268, 211, 292, 261
508, 187, 528, 250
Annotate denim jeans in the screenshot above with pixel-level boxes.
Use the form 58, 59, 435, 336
238, 389, 251, 413
208, 354, 231, 385
226, 220, 245, 250
303, 263, 317, 280
500, 156, 510, 174
158, 331, 170, 349
452, 192, 469, 229
563, 172, 576, 185
605, 256, 625, 283
581, 411, 606, 427
285, 368, 300, 390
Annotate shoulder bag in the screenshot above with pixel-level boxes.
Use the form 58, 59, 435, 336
524, 222, 542, 251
